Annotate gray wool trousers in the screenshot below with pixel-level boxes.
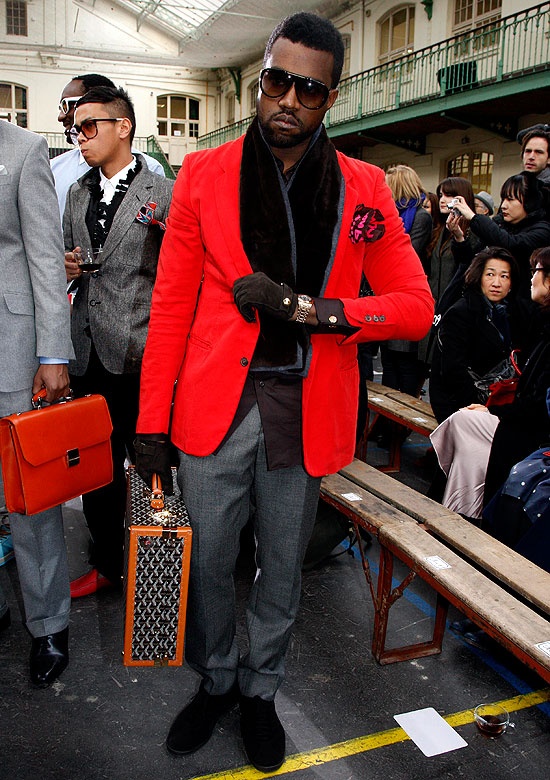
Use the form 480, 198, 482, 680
178, 403, 321, 700
0, 388, 70, 637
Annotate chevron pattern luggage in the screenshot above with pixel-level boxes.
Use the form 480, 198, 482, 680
123, 466, 192, 667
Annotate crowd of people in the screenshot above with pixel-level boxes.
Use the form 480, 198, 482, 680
0, 10, 548, 775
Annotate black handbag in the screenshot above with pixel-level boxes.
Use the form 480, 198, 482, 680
470, 350, 521, 406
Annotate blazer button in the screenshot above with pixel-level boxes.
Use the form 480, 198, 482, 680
240, 357, 249, 367
89, 300, 101, 307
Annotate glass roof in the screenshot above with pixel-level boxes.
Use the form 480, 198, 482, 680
119, 0, 275, 40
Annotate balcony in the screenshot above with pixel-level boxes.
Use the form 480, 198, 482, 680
198, 2, 550, 153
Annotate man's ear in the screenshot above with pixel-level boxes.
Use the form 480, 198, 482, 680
119, 117, 133, 140
326, 88, 339, 111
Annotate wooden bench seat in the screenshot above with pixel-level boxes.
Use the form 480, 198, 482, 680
340, 459, 550, 616
320, 460, 550, 682
357, 381, 438, 471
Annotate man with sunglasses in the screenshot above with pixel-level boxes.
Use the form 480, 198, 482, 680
135, 12, 433, 772
52, 74, 164, 219
63, 86, 173, 600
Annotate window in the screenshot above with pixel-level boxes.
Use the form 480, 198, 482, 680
0, 82, 27, 127
379, 6, 415, 64
341, 34, 351, 80
453, 0, 502, 33
248, 79, 258, 117
6, 1, 27, 36
452, 0, 502, 50
156, 95, 199, 138
447, 151, 494, 192
226, 93, 235, 125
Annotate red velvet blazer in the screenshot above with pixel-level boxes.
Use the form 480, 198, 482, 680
138, 136, 434, 477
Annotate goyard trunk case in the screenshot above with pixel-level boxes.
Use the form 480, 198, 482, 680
123, 466, 192, 667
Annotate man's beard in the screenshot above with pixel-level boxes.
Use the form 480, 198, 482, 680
258, 111, 311, 149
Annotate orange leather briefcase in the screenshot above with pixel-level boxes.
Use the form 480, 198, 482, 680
0, 394, 113, 515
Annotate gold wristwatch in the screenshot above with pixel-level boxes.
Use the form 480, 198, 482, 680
295, 294, 313, 324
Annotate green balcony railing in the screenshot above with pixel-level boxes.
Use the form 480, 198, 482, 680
198, 1, 550, 150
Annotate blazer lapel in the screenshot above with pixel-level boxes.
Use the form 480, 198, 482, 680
325, 165, 360, 296
100, 173, 154, 260
214, 139, 253, 278
72, 181, 92, 245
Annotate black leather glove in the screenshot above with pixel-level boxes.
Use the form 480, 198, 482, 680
233, 271, 297, 323
134, 435, 174, 496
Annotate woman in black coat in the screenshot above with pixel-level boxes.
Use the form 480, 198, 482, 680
430, 246, 550, 517
429, 247, 527, 423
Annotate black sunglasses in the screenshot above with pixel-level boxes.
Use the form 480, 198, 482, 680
70, 117, 125, 143
259, 68, 331, 110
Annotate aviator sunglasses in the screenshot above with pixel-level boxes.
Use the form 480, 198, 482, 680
259, 68, 331, 110
70, 117, 125, 144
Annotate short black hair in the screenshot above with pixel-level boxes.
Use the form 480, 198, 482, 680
464, 246, 519, 296
264, 12, 344, 89
500, 171, 547, 216
76, 86, 136, 143
73, 74, 116, 92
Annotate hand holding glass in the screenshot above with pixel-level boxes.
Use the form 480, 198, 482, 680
77, 247, 103, 273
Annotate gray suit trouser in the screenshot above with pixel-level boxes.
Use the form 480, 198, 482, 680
179, 404, 321, 700
0, 389, 70, 637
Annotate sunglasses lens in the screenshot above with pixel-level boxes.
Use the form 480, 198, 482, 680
260, 69, 329, 109
297, 79, 329, 109
81, 119, 97, 139
261, 69, 291, 98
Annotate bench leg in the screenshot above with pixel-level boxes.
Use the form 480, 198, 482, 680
369, 544, 450, 665
355, 412, 404, 472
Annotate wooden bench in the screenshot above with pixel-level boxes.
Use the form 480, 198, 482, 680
356, 380, 438, 471
320, 458, 550, 683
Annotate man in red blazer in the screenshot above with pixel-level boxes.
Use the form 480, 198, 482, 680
135, 12, 433, 772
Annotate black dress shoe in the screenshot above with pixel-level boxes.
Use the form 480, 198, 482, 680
29, 627, 69, 688
166, 681, 239, 755
240, 694, 285, 772
0, 608, 10, 632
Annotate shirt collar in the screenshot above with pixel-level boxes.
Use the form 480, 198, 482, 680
99, 155, 137, 193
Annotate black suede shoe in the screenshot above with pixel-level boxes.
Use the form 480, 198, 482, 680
240, 694, 285, 772
30, 627, 69, 688
166, 681, 239, 755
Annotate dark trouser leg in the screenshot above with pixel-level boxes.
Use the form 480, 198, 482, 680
70, 347, 139, 584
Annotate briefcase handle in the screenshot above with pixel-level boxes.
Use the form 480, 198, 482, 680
150, 473, 165, 511
32, 388, 74, 409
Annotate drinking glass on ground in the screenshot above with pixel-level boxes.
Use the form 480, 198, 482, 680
77, 247, 103, 273
474, 704, 510, 736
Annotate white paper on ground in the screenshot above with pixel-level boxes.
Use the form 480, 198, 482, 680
394, 707, 468, 756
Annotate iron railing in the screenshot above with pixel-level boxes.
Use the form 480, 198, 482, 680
198, 2, 550, 149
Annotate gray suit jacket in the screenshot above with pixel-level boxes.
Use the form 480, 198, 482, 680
63, 156, 173, 375
0, 121, 74, 394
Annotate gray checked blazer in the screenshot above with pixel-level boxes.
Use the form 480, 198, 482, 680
63, 155, 174, 376
0, 121, 74, 394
